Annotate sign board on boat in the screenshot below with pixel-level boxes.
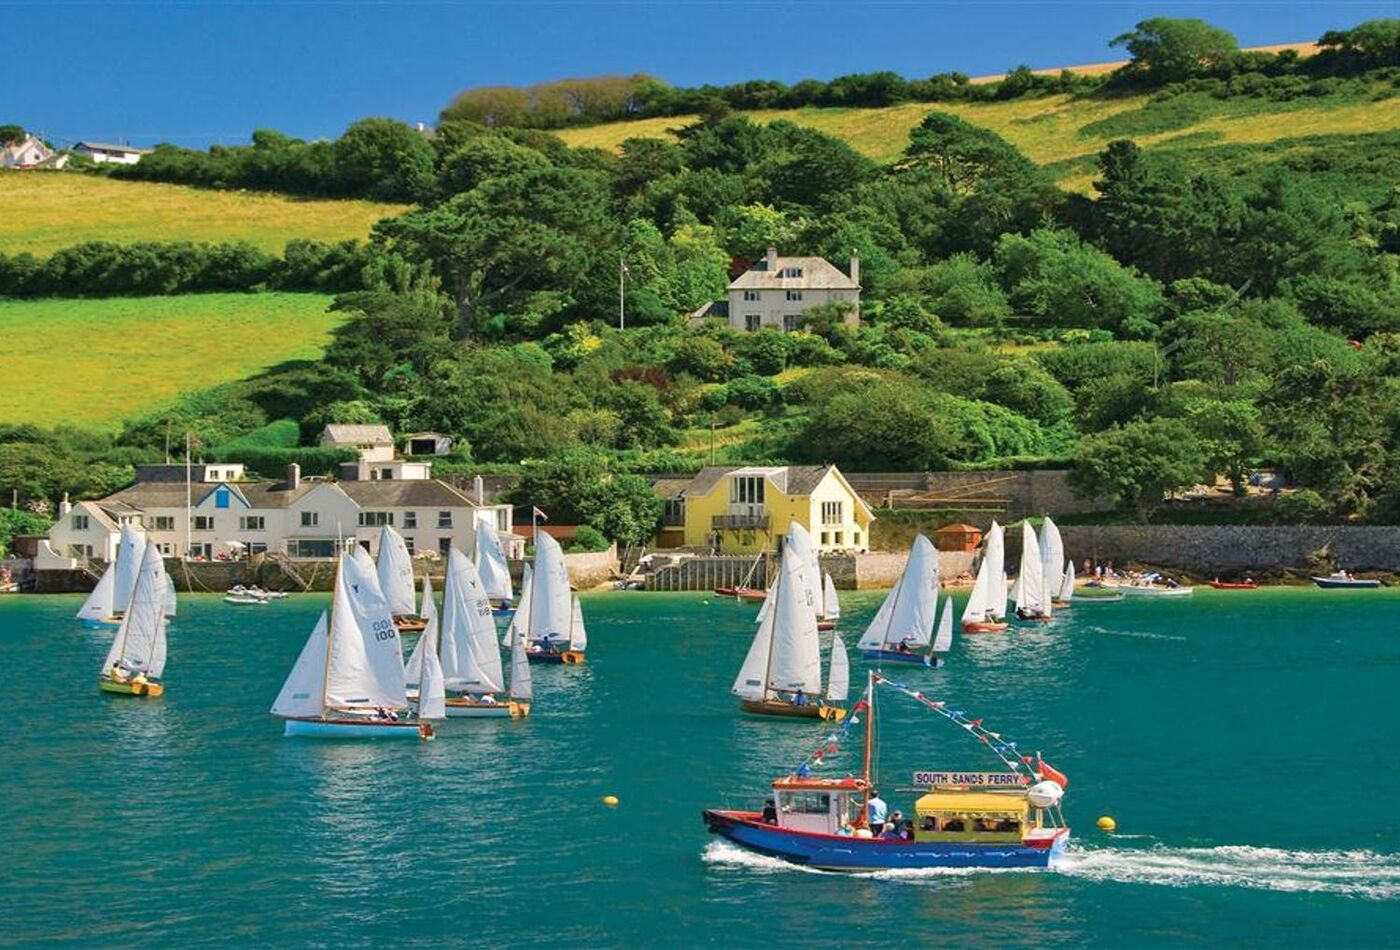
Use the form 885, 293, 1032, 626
913, 771, 1025, 788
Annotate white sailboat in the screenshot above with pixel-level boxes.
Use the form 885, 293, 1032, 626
784, 522, 836, 629
77, 564, 117, 629
98, 541, 168, 696
78, 522, 145, 628
524, 531, 585, 664
474, 514, 515, 611
1040, 516, 1066, 608
503, 564, 532, 648
162, 573, 178, 619
822, 572, 841, 624
1015, 521, 1051, 621
1057, 561, 1076, 607
962, 520, 1010, 632
858, 533, 939, 663
404, 575, 447, 722
377, 526, 424, 630
827, 633, 850, 704
928, 594, 955, 668
732, 542, 846, 721
272, 549, 428, 739
442, 547, 531, 717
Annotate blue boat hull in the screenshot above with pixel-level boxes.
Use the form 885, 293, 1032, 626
80, 618, 120, 630
860, 649, 943, 668
1312, 577, 1381, 589
282, 717, 427, 739
703, 810, 1067, 871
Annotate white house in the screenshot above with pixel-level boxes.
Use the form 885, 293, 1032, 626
702, 247, 861, 332
2, 134, 67, 170
72, 141, 149, 165
321, 424, 395, 463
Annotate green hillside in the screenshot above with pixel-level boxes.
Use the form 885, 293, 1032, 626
556, 88, 1399, 190
0, 174, 407, 256
0, 293, 341, 429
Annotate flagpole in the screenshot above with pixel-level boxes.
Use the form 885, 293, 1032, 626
618, 254, 625, 331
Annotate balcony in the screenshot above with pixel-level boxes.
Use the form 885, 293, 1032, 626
712, 513, 770, 531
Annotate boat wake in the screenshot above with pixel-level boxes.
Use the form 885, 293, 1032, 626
1082, 624, 1187, 642
703, 841, 1400, 897
1058, 843, 1400, 899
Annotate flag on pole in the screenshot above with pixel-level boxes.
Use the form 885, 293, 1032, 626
620, 260, 631, 278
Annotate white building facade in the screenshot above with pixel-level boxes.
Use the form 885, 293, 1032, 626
725, 247, 861, 332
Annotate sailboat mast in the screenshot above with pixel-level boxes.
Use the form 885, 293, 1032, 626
861, 671, 875, 821
319, 557, 340, 717
760, 559, 782, 701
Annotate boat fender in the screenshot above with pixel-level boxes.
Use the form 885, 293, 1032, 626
1028, 780, 1064, 808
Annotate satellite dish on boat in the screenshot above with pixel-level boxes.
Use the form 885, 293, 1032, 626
1027, 780, 1064, 808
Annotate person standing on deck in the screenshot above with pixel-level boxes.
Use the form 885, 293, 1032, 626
867, 790, 887, 827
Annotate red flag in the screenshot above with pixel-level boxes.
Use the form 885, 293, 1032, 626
1039, 757, 1069, 788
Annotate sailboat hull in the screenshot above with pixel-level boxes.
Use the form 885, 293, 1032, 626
98, 677, 163, 697
739, 699, 846, 722
444, 697, 531, 718
281, 717, 429, 739
527, 649, 585, 665
860, 649, 942, 667
393, 616, 429, 633
703, 810, 1068, 871
715, 586, 767, 602
961, 621, 1009, 633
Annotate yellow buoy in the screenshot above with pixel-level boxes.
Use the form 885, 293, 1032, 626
1096, 815, 1116, 832
601, 795, 620, 808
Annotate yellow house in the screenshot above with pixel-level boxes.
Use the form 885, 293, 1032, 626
665, 465, 874, 554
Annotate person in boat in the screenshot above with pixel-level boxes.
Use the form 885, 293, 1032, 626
1165, 577, 1180, 589
476, 693, 497, 705
866, 790, 887, 827
879, 822, 900, 839
900, 820, 915, 840
791, 689, 808, 707
109, 662, 128, 683
836, 822, 854, 837
374, 706, 395, 721
896, 640, 912, 655
761, 799, 778, 824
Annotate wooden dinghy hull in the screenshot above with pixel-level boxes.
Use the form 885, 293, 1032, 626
715, 587, 768, 602
702, 809, 1068, 871
98, 677, 164, 697
860, 649, 943, 668
739, 699, 846, 722
527, 650, 586, 665
961, 621, 1009, 633
816, 619, 837, 631
282, 717, 430, 739
444, 698, 530, 719
393, 616, 428, 633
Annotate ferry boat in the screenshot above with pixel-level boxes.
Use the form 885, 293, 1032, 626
704, 671, 1070, 871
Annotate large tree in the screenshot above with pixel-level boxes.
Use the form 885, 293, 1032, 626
333, 117, 436, 202
1069, 418, 1206, 521
1111, 17, 1240, 83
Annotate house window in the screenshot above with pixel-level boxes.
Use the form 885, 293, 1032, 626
192, 516, 213, 531
438, 511, 452, 528
821, 531, 831, 546
781, 266, 804, 278
853, 530, 862, 546
785, 290, 803, 301
783, 315, 801, 331
835, 531, 845, 546
301, 511, 319, 527
404, 537, 415, 554
662, 498, 685, 525
821, 501, 842, 525
496, 509, 510, 532
239, 516, 265, 531
403, 511, 417, 529
152, 516, 175, 531
743, 290, 760, 301
358, 511, 394, 527
72, 514, 89, 530
729, 476, 765, 506
380, 468, 394, 480
745, 314, 761, 331
158, 542, 173, 555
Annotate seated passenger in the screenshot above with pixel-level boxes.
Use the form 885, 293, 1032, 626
879, 822, 900, 839
836, 822, 854, 837
900, 820, 915, 840
791, 689, 809, 707
920, 816, 937, 832
109, 663, 128, 682
760, 799, 778, 824
943, 818, 965, 832
896, 641, 912, 654
476, 693, 497, 705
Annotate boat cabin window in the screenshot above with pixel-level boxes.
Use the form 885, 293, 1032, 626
778, 792, 830, 815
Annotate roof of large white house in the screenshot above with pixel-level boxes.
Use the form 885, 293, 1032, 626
74, 141, 151, 155
92, 475, 482, 513
321, 424, 394, 445
728, 254, 859, 292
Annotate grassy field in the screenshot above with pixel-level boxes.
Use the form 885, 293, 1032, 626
0, 293, 342, 429
0, 174, 407, 257
557, 90, 1400, 189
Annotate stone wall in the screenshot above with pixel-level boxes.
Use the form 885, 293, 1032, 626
1055, 525, 1400, 573
563, 545, 620, 588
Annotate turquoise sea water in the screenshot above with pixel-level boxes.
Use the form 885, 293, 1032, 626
4, 588, 1400, 947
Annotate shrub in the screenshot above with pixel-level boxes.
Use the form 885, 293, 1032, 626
1273, 489, 1332, 524
568, 524, 609, 552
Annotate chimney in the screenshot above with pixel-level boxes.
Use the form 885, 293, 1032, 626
287, 462, 301, 491
765, 246, 778, 271
474, 475, 485, 504
850, 249, 861, 286
58, 492, 71, 518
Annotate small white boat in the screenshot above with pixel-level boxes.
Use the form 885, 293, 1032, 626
1117, 583, 1193, 597
1311, 571, 1382, 589
98, 541, 169, 697
77, 522, 146, 628
858, 534, 939, 663
224, 592, 269, 606
474, 513, 515, 607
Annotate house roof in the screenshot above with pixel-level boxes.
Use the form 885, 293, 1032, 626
934, 523, 982, 534
74, 141, 150, 154
681, 465, 835, 498
94, 476, 480, 512
339, 479, 478, 509
651, 477, 692, 500
729, 255, 859, 292
77, 500, 120, 532
322, 424, 394, 445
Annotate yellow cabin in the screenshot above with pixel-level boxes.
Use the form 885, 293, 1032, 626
913, 789, 1032, 843
662, 465, 874, 555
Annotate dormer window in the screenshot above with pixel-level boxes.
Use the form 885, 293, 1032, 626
781, 266, 803, 278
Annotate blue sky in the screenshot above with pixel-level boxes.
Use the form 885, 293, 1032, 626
5, 1, 1394, 147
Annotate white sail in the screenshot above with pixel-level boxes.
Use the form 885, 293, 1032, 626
1039, 516, 1065, 610
986, 521, 1007, 620
440, 547, 503, 693
822, 572, 840, 620
324, 551, 408, 711
569, 594, 588, 651
766, 543, 822, 696
162, 572, 178, 619
1059, 561, 1076, 602
754, 583, 775, 626
376, 525, 417, 617
404, 574, 437, 688
271, 612, 328, 718
474, 513, 514, 603
826, 634, 849, 703
932, 595, 955, 653
509, 610, 533, 702
529, 531, 573, 645
77, 563, 116, 622
1016, 522, 1047, 616
961, 553, 993, 625
112, 522, 146, 615
416, 583, 447, 720
858, 534, 938, 650
102, 541, 166, 676
503, 564, 533, 647
732, 591, 776, 700
785, 521, 822, 608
